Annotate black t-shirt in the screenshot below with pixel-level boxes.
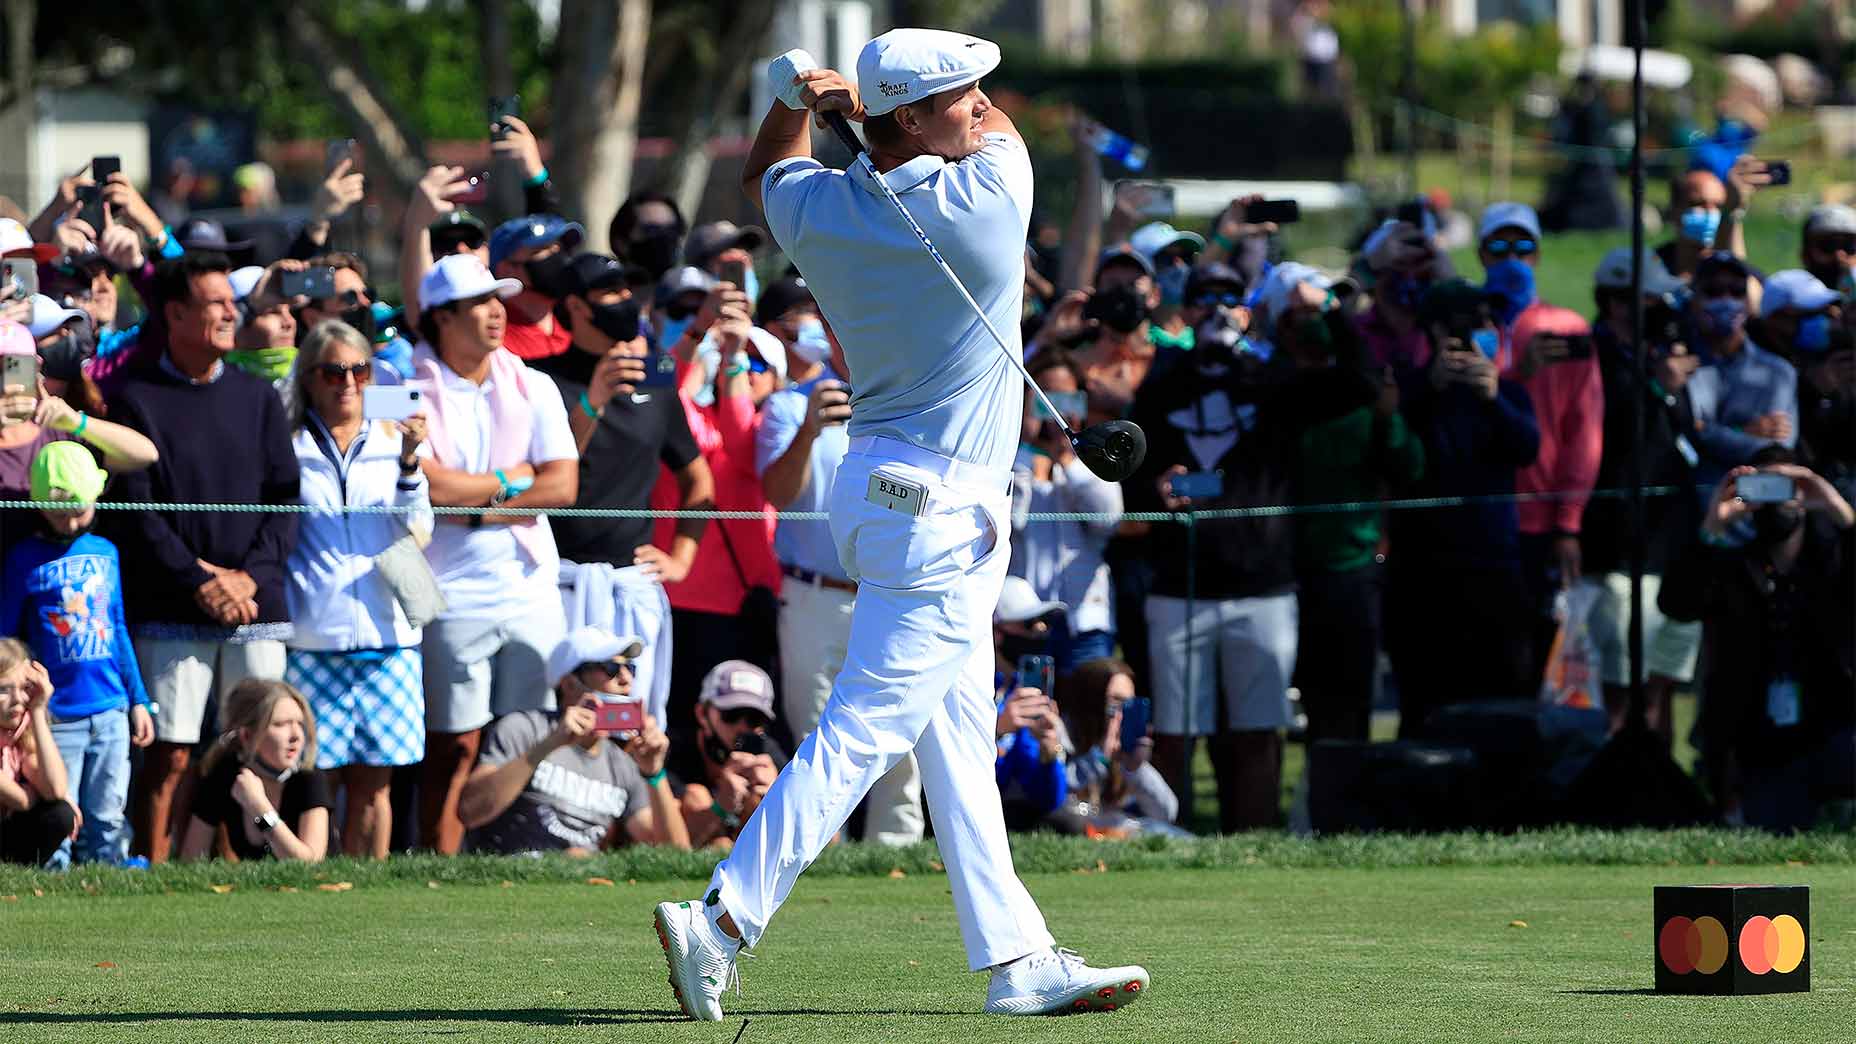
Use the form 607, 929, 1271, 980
664, 726, 789, 794
531, 346, 702, 564
192, 755, 334, 860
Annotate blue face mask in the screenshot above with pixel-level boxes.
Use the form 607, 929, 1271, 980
1679, 207, 1722, 248
740, 266, 761, 308
790, 316, 832, 365
1698, 296, 1747, 340
1796, 313, 1832, 353
1483, 258, 1536, 324
1156, 264, 1190, 308
655, 316, 691, 352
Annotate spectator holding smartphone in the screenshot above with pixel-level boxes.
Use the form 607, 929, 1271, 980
283, 320, 432, 860
1354, 212, 1457, 372
1661, 452, 1854, 831
666, 660, 786, 848
2, 443, 153, 866
459, 628, 689, 854
993, 680, 1069, 832
179, 679, 330, 862
0, 640, 78, 866
1799, 204, 1856, 295
1756, 270, 1851, 501
1685, 252, 1798, 488
1055, 658, 1176, 826
1384, 280, 1541, 734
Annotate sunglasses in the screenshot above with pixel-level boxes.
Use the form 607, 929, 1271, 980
577, 659, 634, 679
745, 355, 771, 375
1808, 236, 1856, 255
1192, 291, 1243, 310
717, 706, 770, 728
1483, 238, 1537, 258
1699, 283, 1747, 299
315, 362, 373, 385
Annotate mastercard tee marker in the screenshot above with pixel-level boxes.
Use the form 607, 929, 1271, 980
1653, 885, 1809, 995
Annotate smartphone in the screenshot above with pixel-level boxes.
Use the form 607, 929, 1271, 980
1118, 697, 1151, 752
640, 347, 679, 389
489, 95, 521, 138
593, 697, 644, 736
1016, 654, 1056, 698
1040, 389, 1087, 425
362, 385, 423, 421
1117, 181, 1175, 220
1395, 198, 1438, 239
282, 267, 337, 300
326, 138, 357, 172
76, 184, 105, 233
2, 353, 38, 392
2, 258, 36, 300
1538, 333, 1595, 363
1244, 199, 1300, 225
1763, 160, 1791, 186
1736, 472, 1796, 504
718, 258, 750, 289
1170, 470, 1224, 500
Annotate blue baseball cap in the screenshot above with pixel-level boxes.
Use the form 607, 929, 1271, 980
488, 214, 585, 269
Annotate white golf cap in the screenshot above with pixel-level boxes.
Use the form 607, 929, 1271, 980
228, 265, 266, 302
1804, 203, 1856, 238
25, 294, 89, 339
1592, 247, 1683, 296
1477, 201, 1542, 242
857, 28, 1001, 117
1759, 269, 1840, 317
419, 254, 522, 311
1255, 261, 1334, 334
1130, 222, 1205, 260
548, 627, 645, 689
0, 218, 33, 255
995, 576, 1066, 625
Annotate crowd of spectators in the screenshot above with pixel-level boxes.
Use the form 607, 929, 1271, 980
0, 103, 1851, 868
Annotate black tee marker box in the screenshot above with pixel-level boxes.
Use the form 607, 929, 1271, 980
1653, 885, 1809, 995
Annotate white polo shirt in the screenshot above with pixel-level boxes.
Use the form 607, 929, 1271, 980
761, 132, 1033, 471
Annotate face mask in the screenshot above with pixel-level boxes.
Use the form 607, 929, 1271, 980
1483, 259, 1536, 324
1679, 208, 1722, 248
739, 266, 761, 307
225, 346, 299, 383
1795, 314, 1831, 353
1753, 503, 1804, 545
628, 226, 681, 280
1384, 272, 1429, 312
589, 298, 642, 343
39, 329, 95, 383
790, 316, 831, 365
655, 316, 692, 352
524, 251, 574, 299
340, 304, 377, 342
1085, 285, 1150, 334
999, 633, 1052, 665
1156, 265, 1190, 308
1699, 297, 1747, 340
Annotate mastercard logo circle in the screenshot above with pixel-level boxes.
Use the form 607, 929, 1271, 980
1740, 915, 1806, 975
1658, 915, 1729, 975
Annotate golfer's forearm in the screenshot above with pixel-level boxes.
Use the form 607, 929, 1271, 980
745, 105, 811, 189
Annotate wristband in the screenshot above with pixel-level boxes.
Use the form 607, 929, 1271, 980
72, 412, 88, 439
1211, 232, 1237, 252
724, 364, 748, 377
645, 768, 668, 788
578, 391, 601, 420
526, 166, 550, 188
156, 227, 185, 260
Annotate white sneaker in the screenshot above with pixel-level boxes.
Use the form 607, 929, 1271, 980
983, 947, 1150, 1015
654, 898, 742, 1021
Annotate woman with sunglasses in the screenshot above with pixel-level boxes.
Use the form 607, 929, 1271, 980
282, 319, 432, 858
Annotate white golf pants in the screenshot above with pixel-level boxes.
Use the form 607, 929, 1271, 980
710, 437, 1054, 970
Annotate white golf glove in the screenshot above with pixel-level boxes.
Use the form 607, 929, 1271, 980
768, 49, 819, 110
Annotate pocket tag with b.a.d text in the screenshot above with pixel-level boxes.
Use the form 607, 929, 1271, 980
866, 473, 928, 516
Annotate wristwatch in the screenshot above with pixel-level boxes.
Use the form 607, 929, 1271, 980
254, 810, 282, 834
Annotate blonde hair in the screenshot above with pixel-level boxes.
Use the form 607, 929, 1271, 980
292, 319, 372, 430
199, 678, 318, 778
0, 637, 30, 677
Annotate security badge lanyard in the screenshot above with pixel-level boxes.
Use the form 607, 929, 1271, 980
1762, 565, 1802, 729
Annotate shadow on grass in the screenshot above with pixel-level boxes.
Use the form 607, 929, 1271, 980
1555, 988, 1663, 996
0, 1006, 971, 1026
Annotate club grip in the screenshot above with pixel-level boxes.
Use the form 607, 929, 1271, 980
823, 111, 866, 158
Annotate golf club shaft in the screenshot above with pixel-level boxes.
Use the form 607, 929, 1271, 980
821, 111, 1078, 442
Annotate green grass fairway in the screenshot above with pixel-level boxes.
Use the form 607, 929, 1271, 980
4, 851, 1851, 1043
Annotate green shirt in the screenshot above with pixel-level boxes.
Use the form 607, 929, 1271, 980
1296, 404, 1424, 574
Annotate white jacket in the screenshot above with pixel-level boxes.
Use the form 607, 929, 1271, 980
286, 418, 433, 652
1009, 451, 1122, 636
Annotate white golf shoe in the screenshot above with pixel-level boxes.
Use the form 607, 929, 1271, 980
654, 898, 742, 1021
983, 947, 1150, 1015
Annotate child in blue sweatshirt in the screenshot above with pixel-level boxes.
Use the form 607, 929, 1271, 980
1, 442, 153, 865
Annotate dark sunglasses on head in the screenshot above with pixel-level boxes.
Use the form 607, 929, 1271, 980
1483, 237, 1537, 258
1192, 291, 1243, 310
315, 362, 373, 385
717, 706, 769, 728
577, 659, 634, 679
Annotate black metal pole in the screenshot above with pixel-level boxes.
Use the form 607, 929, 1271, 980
1625, 0, 1649, 727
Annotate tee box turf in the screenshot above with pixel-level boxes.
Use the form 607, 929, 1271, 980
1654, 885, 1809, 995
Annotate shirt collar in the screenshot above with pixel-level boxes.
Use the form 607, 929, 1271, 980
160, 350, 224, 385
854, 154, 943, 197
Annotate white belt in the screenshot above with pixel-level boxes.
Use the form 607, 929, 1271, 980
847, 435, 1011, 493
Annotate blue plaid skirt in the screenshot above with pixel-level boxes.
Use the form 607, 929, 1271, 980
287, 648, 425, 769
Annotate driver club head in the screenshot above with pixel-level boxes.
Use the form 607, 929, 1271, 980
1073, 420, 1147, 482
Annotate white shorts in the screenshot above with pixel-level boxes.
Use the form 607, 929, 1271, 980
420, 605, 564, 733
1587, 573, 1702, 687
134, 638, 288, 745
1146, 592, 1298, 737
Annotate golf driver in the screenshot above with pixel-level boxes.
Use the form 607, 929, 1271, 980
770, 53, 1146, 482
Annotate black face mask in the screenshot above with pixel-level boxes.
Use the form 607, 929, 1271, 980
39, 328, 96, 383
998, 633, 1051, 666
339, 305, 377, 343
589, 297, 642, 343
1083, 285, 1150, 334
1753, 504, 1805, 546
525, 251, 575, 299
628, 226, 682, 280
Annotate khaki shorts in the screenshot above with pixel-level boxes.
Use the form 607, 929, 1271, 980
1587, 573, 1701, 687
135, 638, 288, 745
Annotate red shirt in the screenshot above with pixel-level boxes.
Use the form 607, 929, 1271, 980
501, 316, 572, 361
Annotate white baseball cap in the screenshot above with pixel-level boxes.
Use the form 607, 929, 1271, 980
995, 576, 1066, 625
228, 265, 266, 302
1130, 222, 1205, 261
1804, 203, 1856, 238
26, 294, 89, 339
699, 659, 776, 718
1477, 201, 1542, 243
857, 28, 1000, 117
1759, 269, 1841, 317
419, 254, 523, 311
1592, 247, 1684, 296
548, 627, 645, 689
0, 218, 33, 255
1255, 262, 1335, 335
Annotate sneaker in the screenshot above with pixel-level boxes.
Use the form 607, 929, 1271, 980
983, 947, 1150, 1015
653, 899, 741, 1021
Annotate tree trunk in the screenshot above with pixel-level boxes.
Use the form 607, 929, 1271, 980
2, 0, 34, 114
551, 0, 651, 254
477, 0, 525, 219
280, 6, 427, 201
1492, 103, 1513, 204
662, 0, 778, 221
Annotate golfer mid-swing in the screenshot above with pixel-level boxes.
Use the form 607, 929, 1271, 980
653, 28, 1151, 1021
